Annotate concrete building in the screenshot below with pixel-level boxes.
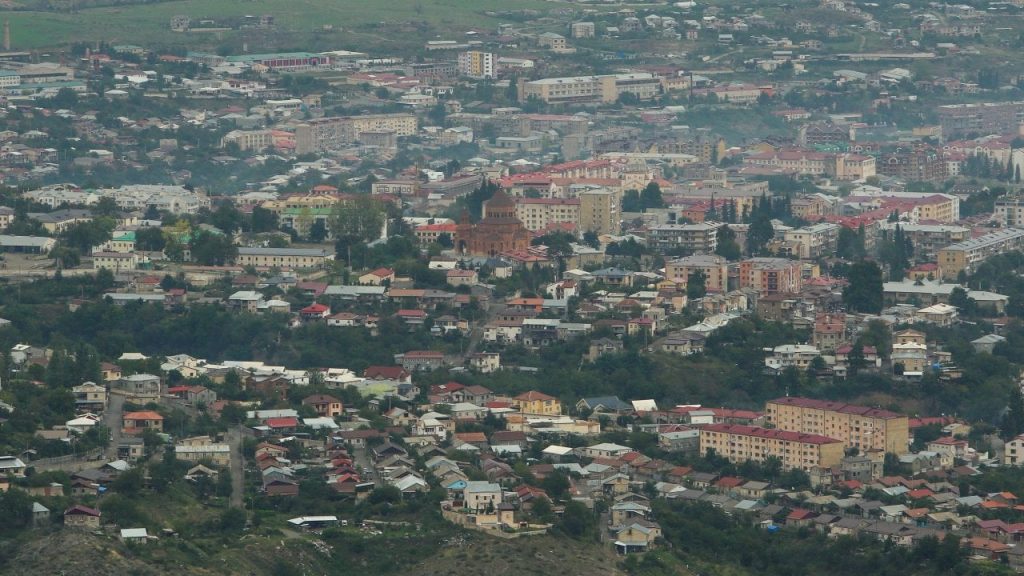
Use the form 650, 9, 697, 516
235, 247, 334, 269
647, 222, 721, 253
782, 223, 840, 259
937, 101, 1024, 137
520, 73, 661, 104
765, 397, 909, 454
699, 424, 844, 471
295, 114, 417, 154
514, 197, 580, 232
936, 227, 1024, 280
739, 257, 803, 295
665, 254, 730, 292
220, 129, 274, 151
578, 188, 621, 235
457, 51, 495, 79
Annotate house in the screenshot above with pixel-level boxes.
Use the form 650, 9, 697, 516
363, 365, 412, 383
464, 480, 503, 512
64, 505, 102, 529
395, 350, 446, 371
299, 303, 331, 320
72, 381, 107, 413
514, 390, 561, 416
115, 373, 162, 401
32, 502, 50, 526
915, 303, 958, 326
175, 436, 231, 467
582, 443, 633, 459
576, 396, 633, 415
588, 337, 624, 361
614, 520, 662, 554
446, 268, 478, 287
302, 394, 344, 418
468, 352, 500, 373
122, 411, 164, 435
0, 455, 27, 477
359, 267, 395, 286
120, 528, 149, 544
264, 478, 300, 496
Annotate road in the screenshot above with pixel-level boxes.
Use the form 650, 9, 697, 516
353, 447, 379, 486
228, 425, 245, 509
103, 393, 125, 461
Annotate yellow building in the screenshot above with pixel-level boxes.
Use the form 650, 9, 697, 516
514, 390, 561, 416
765, 397, 909, 454
520, 73, 661, 104
665, 254, 730, 292
937, 228, 1024, 280
514, 197, 580, 232
699, 424, 845, 471
578, 188, 621, 235
457, 51, 495, 79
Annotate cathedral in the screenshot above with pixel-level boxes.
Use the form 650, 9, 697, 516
454, 189, 532, 256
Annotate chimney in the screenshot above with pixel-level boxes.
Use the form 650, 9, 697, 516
3, 20, 10, 51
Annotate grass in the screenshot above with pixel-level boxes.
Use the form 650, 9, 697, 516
2, 0, 557, 50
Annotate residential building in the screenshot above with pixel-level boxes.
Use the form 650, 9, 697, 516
122, 411, 164, 435
64, 505, 102, 529
699, 424, 844, 471
457, 51, 495, 79
765, 345, 821, 372
765, 397, 909, 454
739, 257, 803, 295
514, 197, 580, 232
937, 101, 1024, 138
220, 129, 273, 151
520, 73, 661, 104
463, 481, 502, 512
175, 436, 231, 467
936, 228, 1024, 280
648, 222, 721, 253
1004, 435, 1024, 467
302, 394, 344, 418
782, 223, 840, 259
578, 188, 621, 236
295, 114, 417, 154
665, 254, 730, 292
514, 390, 561, 416
72, 381, 107, 413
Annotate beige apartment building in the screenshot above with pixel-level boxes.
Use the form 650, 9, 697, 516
514, 197, 580, 232
782, 223, 840, 259
699, 424, 845, 471
295, 114, 417, 154
937, 227, 1024, 280
578, 188, 621, 235
175, 436, 231, 467
738, 257, 803, 295
665, 254, 730, 292
520, 73, 661, 104
765, 397, 909, 454
220, 129, 274, 151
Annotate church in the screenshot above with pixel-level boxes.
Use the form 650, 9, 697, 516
454, 189, 532, 256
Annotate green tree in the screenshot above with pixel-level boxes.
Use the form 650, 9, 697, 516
135, 226, 166, 251
1003, 387, 1024, 439
251, 206, 279, 233
687, 270, 707, 300
190, 231, 237, 266
559, 500, 595, 539
842, 260, 883, 313
714, 225, 741, 260
330, 196, 386, 261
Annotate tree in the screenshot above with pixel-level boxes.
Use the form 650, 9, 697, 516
330, 196, 386, 261
93, 197, 120, 217
836, 226, 865, 259
842, 260, 883, 313
687, 270, 707, 300
640, 182, 666, 209
559, 500, 595, 539
746, 194, 774, 254
251, 206, 279, 233
847, 341, 866, 377
949, 286, 977, 317
1004, 387, 1024, 439
714, 225, 741, 260
211, 203, 245, 235
190, 231, 237, 266
135, 226, 166, 251
308, 219, 328, 243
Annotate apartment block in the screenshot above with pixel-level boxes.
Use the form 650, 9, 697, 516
782, 223, 840, 259
457, 51, 495, 79
937, 101, 1024, 138
647, 222, 722, 253
220, 129, 274, 151
738, 257, 802, 295
995, 197, 1024, 226
699, 424, 845, 471
514, 197, 580, 232
520, 73, 661, 104
578, 188, 621, 235
765, 397, 909, 454
665, 254, 730, 292
876, 221, 969, 260
295, 114, 417, 154
936, 227, 1024, 280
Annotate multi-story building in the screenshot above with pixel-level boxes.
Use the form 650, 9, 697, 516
812, 313, 846, 354
876, 221, 969, 260
295, 114, 417, 154
220, 129, 274, 151
457, 51, 495, 79
514, 197, 580, 232
578, 188, 621, 235
514, 391, 561, 416
699, 424, 845, 471
738, 257, 802, 294
665, 254, 730, 292
995, 197, 1024, 226
937, 101, 1024, 138
936, 227, 1024, 279
782, 223, 840, 259
520, 73, 661, 104
764, 344, 821, 372
175, 436, 231, 467
647, 222, 721, 253
571, 21, 596, 38
876, 149, 947, 182
765, 396, 909, 454
1004, 434, 1024, 467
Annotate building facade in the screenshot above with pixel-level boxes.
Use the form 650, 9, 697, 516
765, 397, 909, 454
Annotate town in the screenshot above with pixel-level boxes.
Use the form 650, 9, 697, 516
6, 0, 1024, 575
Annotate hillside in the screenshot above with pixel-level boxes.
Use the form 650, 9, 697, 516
0, 0, 556, 50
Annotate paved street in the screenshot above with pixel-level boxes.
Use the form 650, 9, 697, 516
103, 393, 125, 461
228, 425, 245, 509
